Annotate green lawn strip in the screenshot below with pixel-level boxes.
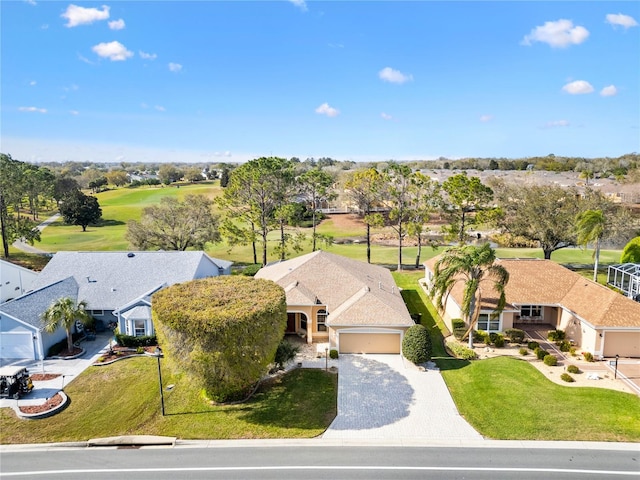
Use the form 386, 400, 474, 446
0, 358, 336, 444
494, 247, 622, 264
441, 356, 640, 441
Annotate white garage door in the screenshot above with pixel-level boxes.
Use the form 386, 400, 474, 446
0, 333, 35, 360
339, 333, 401, 354
603, 332, 640, 358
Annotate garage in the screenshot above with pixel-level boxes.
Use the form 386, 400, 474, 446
0, 332, 35, 360
603, 331, 640, 358
339, 332, 401, 354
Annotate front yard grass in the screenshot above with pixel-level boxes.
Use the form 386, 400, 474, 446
0, 358, 337, 444
393, 270, 640, 442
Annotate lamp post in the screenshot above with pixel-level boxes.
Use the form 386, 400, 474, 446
154, 347, 165, 416
325, 347, 328, 372
614, 354, 619, 380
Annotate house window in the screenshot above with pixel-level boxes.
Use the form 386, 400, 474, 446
317, 309, 327, 332
300, 314, 308, 331
134, 319, 145, 337
477, 313, 500, 332
92, 310, 104, 317
521, 305, 543, 318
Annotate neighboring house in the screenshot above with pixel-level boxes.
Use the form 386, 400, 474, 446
607, 263, 640, 301
424, 257, 640, 358
0, 251, 232, 361
255, 250, 413, 354
0, 259, 39, 303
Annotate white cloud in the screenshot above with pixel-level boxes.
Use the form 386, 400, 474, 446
29, 80, 37, 86
381, 112, 393, 120
139, 51, 157, 60
479, 114, 494, 122
70, 110, 80, 115
289, 0, 307, 11
378, 67, 413, 84
92, 41, 133, 61
214, 151, 232, 157
154, 105, 166, 112
600, 85, 618, 97
25, 0, 37, 6
108, 19, 125, 30
562, 80, 594, 95
521, 19, 589, 48
606, 13, 638, 29
19, 106, 47, 113
62, 4, 110, 28
544, 120, 570, 128
168, 62, 182, 72
315, 103, 340, 117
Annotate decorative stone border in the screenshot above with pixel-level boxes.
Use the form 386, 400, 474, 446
92, 353, 147, 366
17, 391, 69, 420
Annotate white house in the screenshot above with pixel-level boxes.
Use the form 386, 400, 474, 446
0, 259, 39, 303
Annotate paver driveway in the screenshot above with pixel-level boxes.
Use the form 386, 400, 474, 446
321, 354, 483, 441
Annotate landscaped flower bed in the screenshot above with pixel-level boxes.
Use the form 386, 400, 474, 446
94, 346, 157, 365
19, 393, 64, 415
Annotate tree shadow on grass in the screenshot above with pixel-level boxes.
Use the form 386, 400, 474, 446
96, 219, 126, 227
434, 357, 471, 371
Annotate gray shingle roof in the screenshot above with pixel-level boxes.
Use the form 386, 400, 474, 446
1, 277, 79, 330
255, 251, 413, 327
30, 251, 231, 311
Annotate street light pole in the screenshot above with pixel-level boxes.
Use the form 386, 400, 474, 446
155, 347, 165, 416
614, 354, 619, 380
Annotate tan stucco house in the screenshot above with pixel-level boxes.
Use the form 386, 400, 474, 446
424, 256, 640, 358
255, 250, 414, 354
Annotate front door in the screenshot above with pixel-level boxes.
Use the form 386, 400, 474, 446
286, 313, 296, 333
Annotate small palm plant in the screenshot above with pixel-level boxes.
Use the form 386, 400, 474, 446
42, 297, 92, 354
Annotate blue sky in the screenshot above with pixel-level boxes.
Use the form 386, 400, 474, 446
2, 1, 639, 164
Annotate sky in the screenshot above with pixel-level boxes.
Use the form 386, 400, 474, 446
1, 1, 639, 164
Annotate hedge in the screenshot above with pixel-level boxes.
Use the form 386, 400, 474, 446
152, 276, 287, 402
446, 341, 477, 360
402, 324, 433, 364
115, 334, 157, 347
504, 328, 525, 344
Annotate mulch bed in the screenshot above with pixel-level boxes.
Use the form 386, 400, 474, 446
56, 346, 83, 357
30, 373, 61, 381
19, 393, 63, 414
94, 346, 157, 364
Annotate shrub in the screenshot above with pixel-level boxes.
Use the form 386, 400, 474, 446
583, 351, 594, 362
153, 276, 287, 402
446, 341, 477, 360
238, 264, 262, 277
535, 347, 549, 360
472, 330, 488, 343
273, 340, 300, 370
560, 373, 575, 382
136, 346, 144, 354
567, 365, 581, 374
543, 354, 558, 366
115, 334, 157, 347
402, 324, 433, 364
547, 330, 565, 342
329, 349, 339, 359
47, 332, 84, 356
558, 340, 571, 352
453, 327, 468, 340
569, 347, 577, 356
527, 341, 539, 350
504, 328, 525, 344
519, 347, 529, 356
451, 318, 465, 330
493, 334, 505, 348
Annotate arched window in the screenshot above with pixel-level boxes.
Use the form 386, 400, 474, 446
317, 309, 327, 332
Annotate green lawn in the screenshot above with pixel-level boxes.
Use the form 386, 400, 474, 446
0, 358, 336, 444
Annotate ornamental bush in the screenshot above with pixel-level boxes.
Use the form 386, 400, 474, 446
402, 324, 433, 364
446, 341, 477, 360
535, 347, 549, 360
547, 330, 565, 342
543, 354, 558, 366
329, 349, 339, 359
558, 340, 571, 352
583, 351, 594, 362
273, 340, 299, 371
527, 341, 540, 350
567, 365, 581, 374
451, 318, 465, 330
504, 328, 525, 344
493, 334, 505, 348
152, 276, 287, 402
519, 347, 529, 356
560, 373, 575, 382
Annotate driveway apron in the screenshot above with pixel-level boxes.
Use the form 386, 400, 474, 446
322, 354, 483, 441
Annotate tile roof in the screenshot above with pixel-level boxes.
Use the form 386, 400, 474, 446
425, 256, 640, 328
256, 250, 413, 327
29, 251, 231, 311
1, 277, 79, 330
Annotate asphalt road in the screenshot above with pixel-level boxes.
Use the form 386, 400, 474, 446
1, 445, 638, 479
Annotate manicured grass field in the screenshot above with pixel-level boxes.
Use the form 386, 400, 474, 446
0, 358, 337, 444
441, 356, 640, 441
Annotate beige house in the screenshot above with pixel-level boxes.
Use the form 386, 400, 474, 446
424, 257, 640, 358
255, 251, 414, 354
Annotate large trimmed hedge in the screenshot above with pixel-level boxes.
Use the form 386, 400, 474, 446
402, 324, 432, 364
152, 276, 287, 402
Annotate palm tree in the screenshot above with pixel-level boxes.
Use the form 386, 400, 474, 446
42, 297, 92, 354
575, 209, 605, 283
431, 243, 509, 348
